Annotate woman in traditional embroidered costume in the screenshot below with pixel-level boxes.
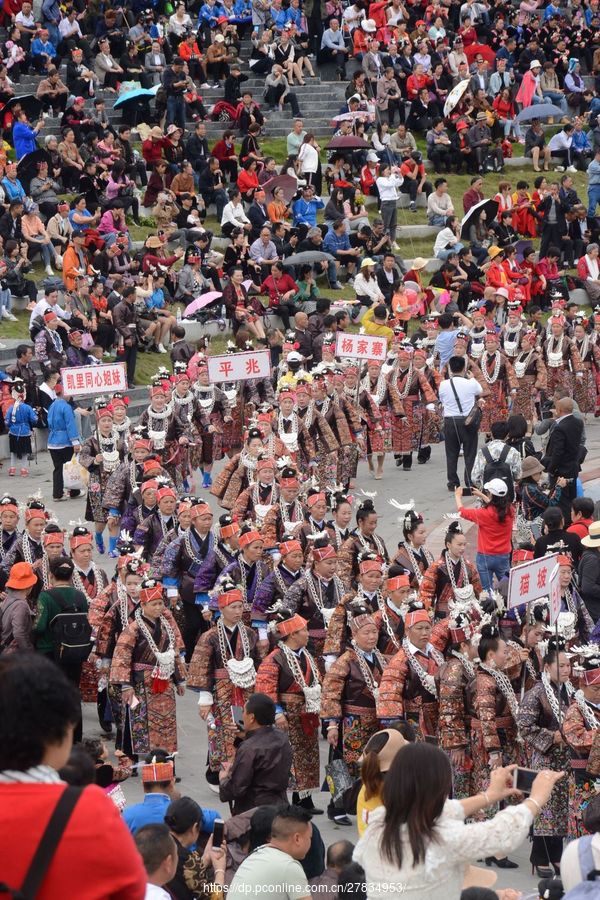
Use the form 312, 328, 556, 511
438, 608, 482, 800
133, 484, 179, 561
563, 645, 600, 838
252, 538, 305, 627
470, 624, 520, 860
284, 537, 347, 670
373, 568, 410, 657
324, 552, 386, 666
79, 399, 127, 557
295, 378, 339, 488
543, 313, 584, 396
501, 302, 528, 361
270, 387, 316, 473
0, 498, 47, 573
310, 368, 355, 490
511, 327, 547, 423
95, 557, 145, 749
359, 359, 404, 481
219, 525, 271, 631
192, 514, 240, 609
556, 554, 594, 644
261, 465, 306, 546
137, 382, 190, 487
211, 427, 273, 511
110, 577, 186, 757
325, 490, 353, 553
190, 358, 233, 490
517, 636, 574, 877
336, 366, 372, 489
298, 490, 330, 559
338, 499, 389, 590
69, 525, 110, 707
188, 577, 259, 776
103, 434, 155, 547
478, 329, 517, 435
418, 521, 482, 621
389, 341, 438, 471
393, 508, 434, 591
256, 610, 322, 812
504, 600, 547, 699
572, 315, 600, 415
322, 602, 387, 781
233, 456, 279, 528
376, 601, 448, 741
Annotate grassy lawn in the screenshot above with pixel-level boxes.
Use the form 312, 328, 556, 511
1, 139, 590, 388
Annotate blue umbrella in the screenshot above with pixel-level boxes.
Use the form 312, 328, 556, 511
515, 103, 564, 123
113, 84, 160, 109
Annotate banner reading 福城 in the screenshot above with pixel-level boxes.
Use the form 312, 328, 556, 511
60, 363, 127, 398
207, 350, 271, 384
335, 332, 388, 361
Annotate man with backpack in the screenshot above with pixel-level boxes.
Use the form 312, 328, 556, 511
33, 556, 92, 741
470, 420, 522, 500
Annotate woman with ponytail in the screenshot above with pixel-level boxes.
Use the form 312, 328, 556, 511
5, 377, 37, 477
417, 521, 482, 620
455, 478, 515, 593
517, 636, 574, 878
471, 623, 521, 867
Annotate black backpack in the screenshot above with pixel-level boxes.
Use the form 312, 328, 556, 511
481, 443, 515, 501
48, 589, 93, 663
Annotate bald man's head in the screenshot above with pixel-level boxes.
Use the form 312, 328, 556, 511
555, 397, 574, 417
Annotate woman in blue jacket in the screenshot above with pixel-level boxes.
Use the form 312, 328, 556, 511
47, 393, 81, 500
12, 111, 43, 161
5, 379, 38, 477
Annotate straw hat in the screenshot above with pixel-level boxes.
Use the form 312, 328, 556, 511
487, 245, 503, 259
582, 521, 600, 549
410, 257, 428, 270
362, 18, 376, 31
361, 257, 376, 268
150, 126, 163, 139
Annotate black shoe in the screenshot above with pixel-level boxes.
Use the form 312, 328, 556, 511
327, 811, 352, 826
402, 453, 412, 471
395, 455, 402, 467
485, 857, 518, 869
447, 482, 459, 492
417, 445, 431, 464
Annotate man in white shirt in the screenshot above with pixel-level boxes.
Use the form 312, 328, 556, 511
229, 806, 313, 900
29, 287, 72, 332
438, 355, 483, 492
548, 124, 577, 173
427, 178, 455, 226
134, 823, 178, 900
15, 1, 37, 47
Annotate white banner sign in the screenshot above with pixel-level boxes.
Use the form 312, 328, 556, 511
507, 553, 560, 610
335, 332, 388, 361
207, 350, 271, 384
60, 363, 127, 398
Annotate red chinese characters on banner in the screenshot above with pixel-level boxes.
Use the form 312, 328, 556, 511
207, 350, 271, 384
335, 332, 388, 361
59, 363, 127, 398
507, 553, 560, 610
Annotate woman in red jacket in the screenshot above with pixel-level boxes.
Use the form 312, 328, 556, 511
212, 130, 238, 184
406, 63, 431, 101
237, 158, 260, 202
455, 480, 515, 593
0, 653, 146, 899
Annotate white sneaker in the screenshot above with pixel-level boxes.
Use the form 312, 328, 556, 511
45, 265, 54, 276
5, 312, 17, 321
157, 343, 167, 354
567, 165, 577, 173
555, 165, 565, 172
0, 308, 8, 319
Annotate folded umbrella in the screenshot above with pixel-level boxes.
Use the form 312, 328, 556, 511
284, 250, 335, 266
460, 198, 500, 240
184, 291, 223, 317
515, 103, 564, 123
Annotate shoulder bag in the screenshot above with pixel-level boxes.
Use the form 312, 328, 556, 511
449, 377, 482, 429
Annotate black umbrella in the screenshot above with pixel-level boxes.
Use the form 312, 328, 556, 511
17, 148, 51, 193
460, 198, 499, 240
1, 94, 43, 121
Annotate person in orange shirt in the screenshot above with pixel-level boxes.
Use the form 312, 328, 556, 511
178, 33, 208, 84
237, 158, 260, 202
62, 230, 89, 292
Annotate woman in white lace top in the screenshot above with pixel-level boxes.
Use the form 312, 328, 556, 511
353, 742, 562, 899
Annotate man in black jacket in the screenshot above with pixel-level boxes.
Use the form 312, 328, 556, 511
247, 188, 270, 241
5, 345, 38, 407
538, 183, 568, 260
0, 201, 24, 245
542, 396, 585, 524
185, 121, 210, 173
219, 693, 293, 815
197, 158, 227, 219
